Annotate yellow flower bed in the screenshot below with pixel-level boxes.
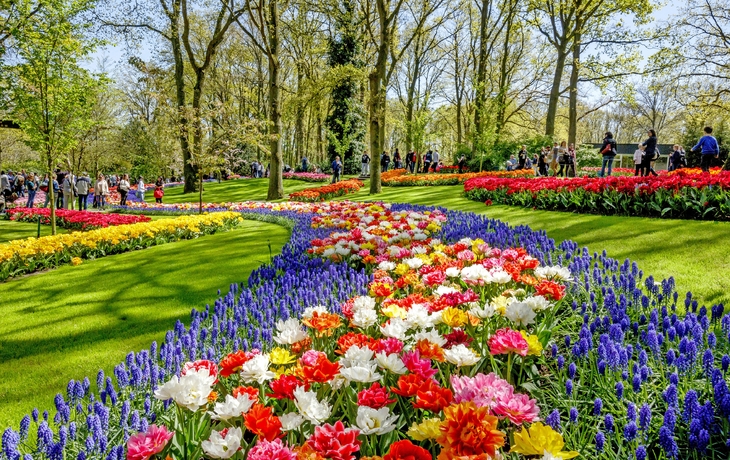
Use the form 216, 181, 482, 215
0, 212, 243, 281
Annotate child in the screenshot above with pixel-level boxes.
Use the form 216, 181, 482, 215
634, 144, 645, 176
153, 185, 164, 203
691, 126, 720, 173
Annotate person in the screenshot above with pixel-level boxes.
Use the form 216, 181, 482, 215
567, 143, 577, 177
76, 172, 91, 210
557, 141, 569, 177
62, 172, 76, 209
301, 156, 309, 172
25, 173, 38, 208
423, 150, 432, 173
361, 151, 370, 176
406, 151, 416, 173
525, 154, 533, 171
55, 169, 65, 209
380, 151, 391, 172
118, 174, 130, 206
598, 132, 617, 177
96, 174, 109, 208
42, 174, 59, 208
393, 149, 402, 169
13, 172, 25, 198
458, 155, 467, 173
431, 149, 440, 172
648, 147, 660, 177
331, 155, 343, 183
669, 145, 686, 171
550, 142, 560, 176
691, 126, 720, 173
517, 145, 527, 170
633, 144, 645, 176
506, 155, 517, 171
641, 129, 658, 177
0, 170, 9, 197
137, 176, 145, 201
538, 148, 548, 176
154, 183, 164, 203
155, 176, 164, 188
532, 153, 540, 175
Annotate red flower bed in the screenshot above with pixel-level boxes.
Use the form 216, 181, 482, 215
289, 179, 364, 202
463, 169, 730, 220
7, 208, 151, 230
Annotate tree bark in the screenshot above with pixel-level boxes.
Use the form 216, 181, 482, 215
472, 0, 490, 153
545, 44, 568, 137
369, 69, 383, 194
568, 30, 581, 145
295, 65, 305, 166
267, 0, 283, 200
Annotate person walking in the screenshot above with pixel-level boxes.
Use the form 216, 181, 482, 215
0, 170, 10, 197
633, 144, 645, 176
25, 173, 38, 208
458, 155, 467, 173
598, 132, 617, 177
95, 174, 109, 208
361, 151, 370, 176
538, 148, 548, 176
517, 145, 527, 170
118, 174, 130, 206
640, 129, 658, 176
76, 172, 91, 210
423, 150, 432, 173
153, 183, 164, 203
393, 149, 402, 169
62, 172, 76, 209
557, 141, 569, 177
550, 142, 560, 176
380, 151, 391, 172
137, 176, 146, 201
691, 126, 720, 173
301, 156, 309, 172
431, 149, 440, 172
42, 174, 59, 208
669, 145, 686, 171
331, 155, 343, 183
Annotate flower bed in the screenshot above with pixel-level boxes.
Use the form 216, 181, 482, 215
464, 169, 730, 220
382, 168, 535, 186
282, 172, 330, 182
3, 201, 729, 460
6, 208, 150, 230
580, 166, 638, 176
289, 179, 363, 202
0, 212, 242, 281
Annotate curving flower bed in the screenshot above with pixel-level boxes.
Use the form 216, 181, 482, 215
464, 169, 730, 220
289, 180, 364, 202
382, 168, 535, 186
2, 200, 729, 460
6, 208, 150, 231
282, 172, 330, 183
0, 212, 242, 281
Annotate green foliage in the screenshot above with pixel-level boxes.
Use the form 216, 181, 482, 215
576, 144, 602, 167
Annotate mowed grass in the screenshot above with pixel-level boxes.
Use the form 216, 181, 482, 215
0, 220, 290, 428
161, 178, 333, 204
0, 219, 68, 243
162, 178, 730, 304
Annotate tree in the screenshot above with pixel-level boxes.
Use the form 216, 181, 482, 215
4, 1, 100, 234
98, 0, 245, 194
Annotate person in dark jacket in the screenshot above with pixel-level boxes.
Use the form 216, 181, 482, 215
669, 145, 685, 172
517, 146, 527, 170
380, 151, 390, 172
598, 132, 617, 177
641, 129, 658, 176
331, 155, 342, 183
458, 155, 467, 173
393, 149, 402, 169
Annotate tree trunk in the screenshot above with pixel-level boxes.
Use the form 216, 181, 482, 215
267, 0, 283, 200
171, 29, 197, 194
47, 158, 56, 236
494, 2, 515, 139
472, 0, 490, 153
545, 45, 568, 137
568, 30, 581, 145
369, 70, 383, 194
295, 66, 304, 167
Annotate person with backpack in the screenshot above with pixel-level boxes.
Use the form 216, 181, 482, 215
423, 150, 432, 173
691, 126, 720, 173
380, 151, 391, 172
25, 173, 38, 208
75, 172, 91, 210
361, 151, 370, 176
640, 129, 658, 176
331, 155, 342, 183
598, 132, 617, 177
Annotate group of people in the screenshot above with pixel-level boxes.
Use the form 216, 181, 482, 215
0, 168, 166, 210
508, 142, 577, 177
357, 148, 445, 177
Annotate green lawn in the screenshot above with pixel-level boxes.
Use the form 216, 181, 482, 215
159, 179, 730, 305
0, 219, 68, 243
0, 220, 290, 428
161, 178, 334, 204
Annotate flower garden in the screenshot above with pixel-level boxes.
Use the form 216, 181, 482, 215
381, 169, 534, 187
2, 193, 729, 460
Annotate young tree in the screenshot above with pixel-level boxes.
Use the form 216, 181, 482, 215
4, 1, 100, 234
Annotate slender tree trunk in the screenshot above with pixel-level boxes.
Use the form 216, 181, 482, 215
192, 69, 206, 162
473, 0, 490, 153
495, 2, 516, 139
267, 0, 283, 200
295, 66, 305, 166
545, 44, 568, 137
369, 70, 383, 194
47, 158, 56, 235
568, 30, 581, 145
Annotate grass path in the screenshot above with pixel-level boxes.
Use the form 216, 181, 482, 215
0, 220, 290, 428
0, 220, 68, 243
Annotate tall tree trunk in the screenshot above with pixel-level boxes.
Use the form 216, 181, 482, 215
568, 30, 581, 145
545, 44, 568, 137
404, 39, 422, 153
369, 69, 383, 194
192, 68, 206, 164
494, 1, 516, 139
171, 31, 197, 194
267, 0, 283, 200
472, 0, 490, 153
47, 157, 56, 236
295, 66, 305, 166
